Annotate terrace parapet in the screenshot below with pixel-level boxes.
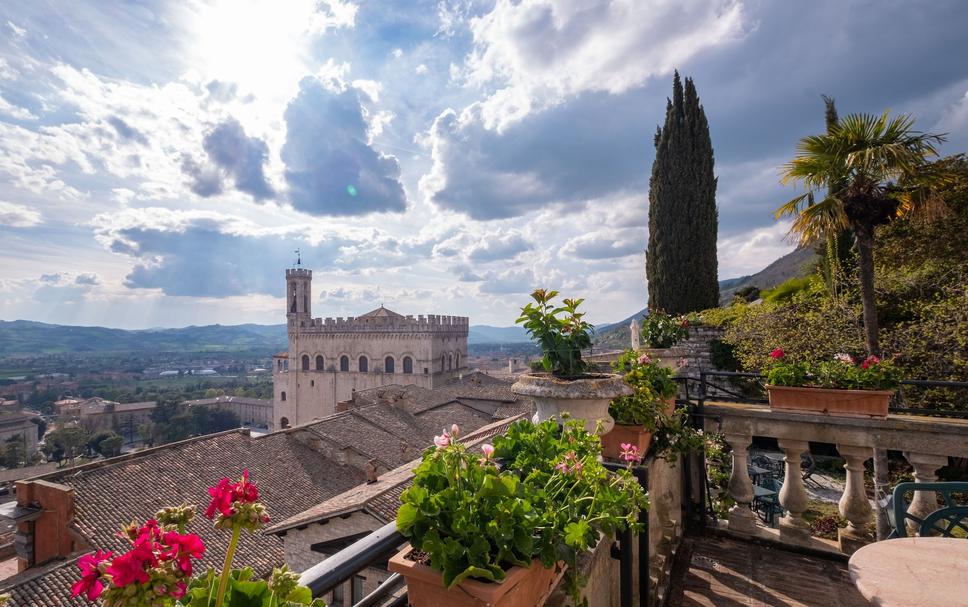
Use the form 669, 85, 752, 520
703, 401, 968, 554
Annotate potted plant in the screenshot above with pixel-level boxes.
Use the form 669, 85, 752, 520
70, 471, 323, 607
511, 289, 631, 434
764, 349, 902, 418
602, 351, 704, 462
394, 420, 647, 607
638, 310, 693, 369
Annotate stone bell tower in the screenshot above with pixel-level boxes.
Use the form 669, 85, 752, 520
286, 268, 312, 323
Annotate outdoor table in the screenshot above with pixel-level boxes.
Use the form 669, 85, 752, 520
748, 464, 770, 483
848, 537, 968, 606
752, 484, 776, 498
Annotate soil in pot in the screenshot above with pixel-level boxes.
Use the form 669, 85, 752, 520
388, 546, 565, 607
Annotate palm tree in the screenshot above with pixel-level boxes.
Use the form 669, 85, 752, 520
776, 111, 947, 355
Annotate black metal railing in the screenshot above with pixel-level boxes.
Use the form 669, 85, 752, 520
298, 466, 653, 607
298, 521, 407, 607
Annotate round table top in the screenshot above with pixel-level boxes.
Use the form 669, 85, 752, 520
849, 537, 968, 607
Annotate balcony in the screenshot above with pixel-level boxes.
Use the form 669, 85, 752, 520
289, 373, 968, 607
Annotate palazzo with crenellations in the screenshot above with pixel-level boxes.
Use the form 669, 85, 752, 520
272, 267, 469, 428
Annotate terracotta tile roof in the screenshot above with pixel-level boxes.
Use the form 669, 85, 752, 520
267, 415, 525, 533
2, 429, 363, 605
0, 556, 88, 607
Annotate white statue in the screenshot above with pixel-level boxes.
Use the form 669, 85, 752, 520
630, 319, 641, 350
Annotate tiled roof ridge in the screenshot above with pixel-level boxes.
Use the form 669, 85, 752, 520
30, 427, 252, 482
0, 550, 85, 591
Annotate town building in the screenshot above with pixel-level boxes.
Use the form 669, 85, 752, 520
184, 395, 272, 428
0, 411, 39, 461
272, 267, 469, 428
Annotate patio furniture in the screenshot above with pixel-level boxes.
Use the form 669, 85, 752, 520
747, 464, 770, 484
887, 481, 968, 538
849, 537, 968, 606
752, 477, 784, 526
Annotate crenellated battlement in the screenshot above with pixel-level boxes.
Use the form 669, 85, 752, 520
286, 268, 312, 279
293, 313, 469, 334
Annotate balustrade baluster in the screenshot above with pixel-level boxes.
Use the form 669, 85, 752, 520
836, 444, 873, 553
724, 433, 756, 533
777, 439, 810, 543
902, 451, 949, 536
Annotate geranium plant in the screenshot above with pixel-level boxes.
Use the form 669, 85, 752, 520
516, 289, 593, 378
640, 310, 690, 348
71, 470, 323, 607
397, 420, 647, 606
609, 351, 703, 460
765, 349, 902, 390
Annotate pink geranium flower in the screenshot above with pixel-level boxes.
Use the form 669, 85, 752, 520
620, 443, 642, 463
433, 428, 451, 448
161, 531, 205, 576
70, 550, 112, 600
106, 543, 155, 587
479, 443, 494, 464
205, 477, 236, 519
861, 355, 880, 369
638, 353, 651, 365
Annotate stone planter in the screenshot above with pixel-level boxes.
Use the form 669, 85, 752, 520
601, 398, 675, 460
388, 546, 565, 607
511, 373, 632, 434
766, 385, 893, 418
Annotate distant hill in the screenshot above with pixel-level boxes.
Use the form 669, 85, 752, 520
592, 246, 818, 349
0, 320, 289, 356
468, 325, 530, 344
0, 320, 537, 355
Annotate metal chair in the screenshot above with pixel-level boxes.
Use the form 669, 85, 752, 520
888, 481, 968, 538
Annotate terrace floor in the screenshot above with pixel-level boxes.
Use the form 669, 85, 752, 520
668, 533, 870, 607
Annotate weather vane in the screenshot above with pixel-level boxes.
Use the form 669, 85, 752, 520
294, 248, 301, 267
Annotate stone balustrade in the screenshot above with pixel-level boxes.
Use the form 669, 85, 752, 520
703, 402, 968, 553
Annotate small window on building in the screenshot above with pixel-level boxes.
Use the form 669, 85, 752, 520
331, 584, 343, 607
448, 353, 453, 370
423, 367, 429, 374
315, 355, 324, 370
352, 576, 365, 604
385, 356, 395, 374
310, 380, 314, 387
403, 356, 413, 374
456, 352, 460, 369
359, 356, 368, 373
340, 355, 349, 372
280, 391, 286, 402
441, 354, 445, 371
301, 355, 310, 371
279, 416, 289, 428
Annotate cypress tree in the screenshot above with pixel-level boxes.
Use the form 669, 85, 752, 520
646, 71, 719, 314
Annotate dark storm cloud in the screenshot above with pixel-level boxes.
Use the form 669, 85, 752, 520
281, 77, 407, 216
426, 1, 968, 233
106, 116, 148, 145
181, 156, 223, 197
201, 118, 275, 200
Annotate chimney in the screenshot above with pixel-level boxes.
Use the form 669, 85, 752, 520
364, 459, 380, 484
14, 480, 78, 571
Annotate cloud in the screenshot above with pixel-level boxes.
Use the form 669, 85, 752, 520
281, 77, 407, 216
307, 0, 359, 33
106, 116, 148, 145
463, 0, 745, 129
198, 118, 274, 200
0, 201, 42, 227
74, 273, 100, 286
467, 231, 532, 262
7, 20, 26, 38
0, 93, 37, 120
478, 267, 534, 294
562, 229, 642, 260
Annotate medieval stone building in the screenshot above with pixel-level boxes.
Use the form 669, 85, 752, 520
272, 267, 469, 428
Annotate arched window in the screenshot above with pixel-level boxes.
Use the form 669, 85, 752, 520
456, 352, 460, 369
385, 356, 395, 374
340, 355, 349, 372
301, 355, 310, 371
315, 355, 324, 370
280, 391, 287, 402
279, 416, 290, 428
448, 353, 453, 370
403, 356, 413, 374
359, 356, 368, 373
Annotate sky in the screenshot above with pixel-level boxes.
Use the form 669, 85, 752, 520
1, 0, 967, 329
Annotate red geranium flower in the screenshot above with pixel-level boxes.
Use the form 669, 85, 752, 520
161, 531, 205, 576
205, 477, 236, 519
71, 550, 112, 600
770, 348, 785, 359
106, 543, 155, 587
861, 354, 880, 369
234, 469, 259, 504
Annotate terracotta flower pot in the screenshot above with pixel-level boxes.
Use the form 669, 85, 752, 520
388, 546, 565, 607
511, 372, 632, 434
601, 397, 675, 460
766, 385, 894, 418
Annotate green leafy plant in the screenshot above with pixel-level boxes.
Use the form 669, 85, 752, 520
765, 349, 901, 390
397, 420, 647, 606
609, 351, 703, 460
641, 310, 689, 348
516, 289, 593, 378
